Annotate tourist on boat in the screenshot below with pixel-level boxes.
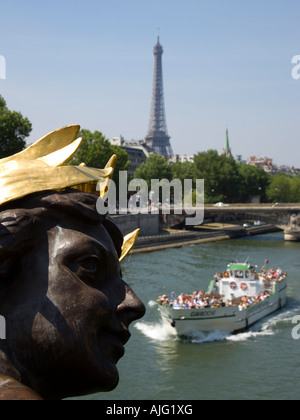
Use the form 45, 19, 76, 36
214, 273, 221, 281
173, 299, 181, 309
157, 268, 283, 310
268, 268, 276, 277
178, 293, 184, 305
198, 298, 206, 308
210, 296, 217, 305
157, 295, 169, 305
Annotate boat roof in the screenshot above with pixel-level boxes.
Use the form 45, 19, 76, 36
227, 263, 252, 271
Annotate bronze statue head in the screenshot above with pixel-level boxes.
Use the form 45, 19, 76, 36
0, 189, 145, 400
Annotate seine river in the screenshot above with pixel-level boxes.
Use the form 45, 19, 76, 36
80, 232, 300, 401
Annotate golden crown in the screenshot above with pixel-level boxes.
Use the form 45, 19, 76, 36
0, 124, 139, 261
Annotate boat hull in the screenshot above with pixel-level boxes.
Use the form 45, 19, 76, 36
159, 278, 287, 336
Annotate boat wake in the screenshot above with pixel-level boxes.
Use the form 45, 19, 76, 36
227, 303, 300, 342
135, 320, 178, 342
135, 321, 232, 343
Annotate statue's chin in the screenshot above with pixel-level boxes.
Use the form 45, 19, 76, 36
45, 369, 119, 400
73, 369, 120, 399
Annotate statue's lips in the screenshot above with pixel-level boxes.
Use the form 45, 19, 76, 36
101, 329, 131, 363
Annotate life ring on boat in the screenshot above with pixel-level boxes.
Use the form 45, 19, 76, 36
230, 281, 238, 290
240, 282, 248, 291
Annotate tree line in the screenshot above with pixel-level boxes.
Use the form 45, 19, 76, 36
1, 93, 299, 204
135, 151, 300, 204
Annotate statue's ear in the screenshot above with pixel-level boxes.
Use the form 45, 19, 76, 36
0, 211, 37, 285
0, 212, 34, 249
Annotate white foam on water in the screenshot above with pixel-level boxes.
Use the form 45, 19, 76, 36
135, 321, 177, 342
148, 300, 158, 308
183, 329, 230, 344
226, 329, 274, 343
135, 320, 275, 344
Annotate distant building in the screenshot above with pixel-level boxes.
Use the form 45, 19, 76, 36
274, 165, 300, 176
248, 156, 275, 174
222, 129, 232, 157
248, 156, 300, 176
111, 136, 149, 177
168, 154, 195, 164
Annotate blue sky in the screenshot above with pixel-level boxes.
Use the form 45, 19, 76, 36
0, 0, 300, 166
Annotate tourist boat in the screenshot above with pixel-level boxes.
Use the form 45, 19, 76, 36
158, 262, 287, 336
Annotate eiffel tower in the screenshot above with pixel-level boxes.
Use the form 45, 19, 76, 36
145, 37, 173, 158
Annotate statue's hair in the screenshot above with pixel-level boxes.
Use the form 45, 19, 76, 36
0, 189, 123, 291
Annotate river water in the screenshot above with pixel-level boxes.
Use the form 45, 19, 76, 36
81, 232, 300, 400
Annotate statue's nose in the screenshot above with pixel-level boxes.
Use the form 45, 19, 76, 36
117, 283, 146, 328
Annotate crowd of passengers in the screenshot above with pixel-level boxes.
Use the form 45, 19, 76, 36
157, 266, 287, 311
215, 266, 286, 282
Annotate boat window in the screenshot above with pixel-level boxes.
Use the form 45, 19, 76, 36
235, 270, 244, 278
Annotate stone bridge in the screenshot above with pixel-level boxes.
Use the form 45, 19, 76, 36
161, 204, 300, 241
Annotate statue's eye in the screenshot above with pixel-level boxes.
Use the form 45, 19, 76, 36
77, 256, 100, 274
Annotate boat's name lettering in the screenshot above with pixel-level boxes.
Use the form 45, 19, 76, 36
190, 310, 216, 317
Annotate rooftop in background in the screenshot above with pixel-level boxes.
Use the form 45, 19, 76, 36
248, 156, 300, 176
110, 135, 150, 177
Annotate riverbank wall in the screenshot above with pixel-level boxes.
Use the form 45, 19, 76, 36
128, 224, 281, 256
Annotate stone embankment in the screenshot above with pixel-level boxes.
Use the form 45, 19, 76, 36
129, 224, 280, 256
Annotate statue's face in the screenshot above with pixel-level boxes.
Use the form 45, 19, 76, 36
2, 217, 145, 399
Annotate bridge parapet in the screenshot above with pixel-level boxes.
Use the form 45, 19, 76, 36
161, 204, 300, 241
207, 205, 300, 241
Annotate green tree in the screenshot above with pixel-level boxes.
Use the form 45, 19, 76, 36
170, 161, 194, 184
290, 176, 300, 202
0, 95, 32, 158
266, 174, 292, 203
69, 129, 129, 191
134, 154, 173, 188
237, 163, 271, 203
193, 150, 242, 203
